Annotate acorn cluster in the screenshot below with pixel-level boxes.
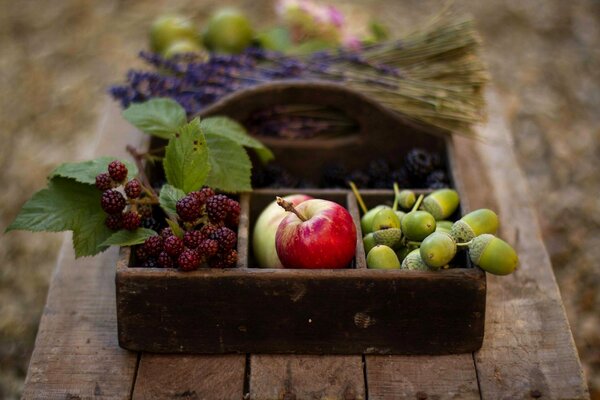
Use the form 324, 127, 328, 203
136, 188, 240, 271
96, 160, 148, 231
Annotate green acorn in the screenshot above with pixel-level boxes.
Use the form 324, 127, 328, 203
419, 231, 456, 269
422, 189, 460, 220
395, 246, 412, 263
363, 233, 376, 255
397, 190, 416, 210
395, 210, 406, 224
401, 249, 430, 271
451, 209, 499, 242
468, 234, 518, 275
361, 205, 389, 235
371, 208, 401, 231
401, 210, 436, 241
372, 228, 402, 249
367, 245, 401, 269
435, 220, 454, 234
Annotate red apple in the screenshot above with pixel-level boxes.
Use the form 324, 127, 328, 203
275, 198, 357, 269
252, 194, 313, 268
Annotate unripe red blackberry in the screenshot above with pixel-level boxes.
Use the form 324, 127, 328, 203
157, 251, 175, 268
101, 190, 127, 215
138, 204, 153, 219
206, 194, 230, 224
183, 230, 203, 249
176, 195, 202, 222
178, 249, 201, 271
124, 179, 142, 199
210, 226, 237, 252
209, 249, 237, 268
95, 173, 113, 191
164, 235, 185, 257
105, 213, 123, 230
135, 246, 149, 262
108, 160, 128, 182
200, 224, 219, 240
143, 235, 164, 257
225, 199, 241, 227
160, 227, 174, 239
190, 186, 215, 205
122, 211, 142, 230
197, 239, 219, 258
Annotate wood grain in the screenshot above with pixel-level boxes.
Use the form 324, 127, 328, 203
461, 91, 590, 399
366, 354, 480, 400
249, 355, 365, 400
132, 354, 245, 400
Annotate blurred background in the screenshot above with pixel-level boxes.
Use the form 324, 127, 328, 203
0, 0, 598, 398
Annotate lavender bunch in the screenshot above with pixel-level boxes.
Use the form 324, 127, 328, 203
111, 12, 488, 136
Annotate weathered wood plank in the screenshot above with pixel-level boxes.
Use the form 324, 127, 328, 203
366, 354, 480, 400
132, 354, 245, 400
458, 91, 590, 399
249, 355, 365, 400
22, 242, 138, 400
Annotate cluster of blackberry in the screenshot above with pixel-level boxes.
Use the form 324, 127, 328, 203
96, 160, 149, 231
136, 188, 240, 271
252, 148, 450, 189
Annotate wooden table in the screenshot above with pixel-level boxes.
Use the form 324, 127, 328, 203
21, 91, 590, 399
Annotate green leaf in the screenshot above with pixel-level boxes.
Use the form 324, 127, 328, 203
101, 228, 157, 247
6, 177, 113, 258
122, 98, 187, 139
204, 135, 252, 192
49, 156, 138, 185
201, 117, 274, 163
159, 184, 186, 215
163, 118, 211, 193
166, 218, 184, 239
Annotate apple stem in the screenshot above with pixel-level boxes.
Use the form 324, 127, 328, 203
276, 196, 307, 222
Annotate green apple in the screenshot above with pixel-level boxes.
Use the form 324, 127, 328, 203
252, 194, 312, 268
202, 8, 254, 54
150, 15, 200, 54
163, 39, 203, 58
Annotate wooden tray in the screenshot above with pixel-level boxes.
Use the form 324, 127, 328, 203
115, 82, 486, 355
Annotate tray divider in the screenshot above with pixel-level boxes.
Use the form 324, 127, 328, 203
236, 193, 251, 269
346, 191, 367, 269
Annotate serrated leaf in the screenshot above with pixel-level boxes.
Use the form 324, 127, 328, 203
159, 184, 186, 215
101, 228, 157, 247
204, 135, 252, 192
49, 156, 138, 185
6, 177, 113, 258
122, 98, 187, 139
163, 118, 210, 193
201, 117, 274, 163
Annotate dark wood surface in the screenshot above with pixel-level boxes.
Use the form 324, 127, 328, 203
21, 91, 590, 399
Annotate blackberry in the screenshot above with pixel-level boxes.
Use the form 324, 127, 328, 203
157, 251, 175, 268
390, 167, 411, 188
210, 226, 237, 252
122, 211, 141, 230
197, 239, 219, 258
321, 163, 347, 188
206, 194, 230, 224
142, 258, 159, 268
135, 246, 149, 262
178, 249, 201, 271
183, 230, 203, 249
164, 235, 184, 257
160, 227, 174, 238
143, 235, 164, 257
105, 213, 123, 230
404, 149, 435, 181
200, 224, 219, 240
367, 159, 391, 181
225, 199, 241, 228
101, 190, 127, 215
425, 170, 450, 189
141, 217, 161, 232
124, 179, 142, 199
108, 160, 128, 182
347, 170, 370, 188
176, 195, 202, 222
138, 204, 153, 219
209, 249, 237, 268
190, 187, 215, 205
95, 173, 113, 191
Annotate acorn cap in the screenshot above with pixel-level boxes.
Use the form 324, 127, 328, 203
468, 234, 518, 275
373, 228, 403, 249
419, 231, 456, 269
451, 208, 499, 242
401, 249, 430, 271
422, 189, 460, 220
398, 190, 416, 210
